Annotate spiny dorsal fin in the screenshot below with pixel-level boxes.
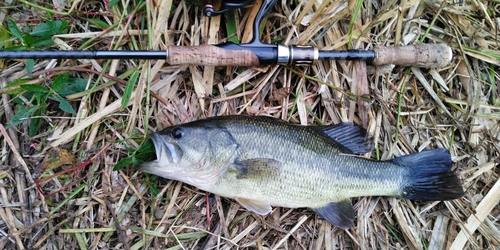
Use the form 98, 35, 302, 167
312, 123, 374, 154
312, 199, 356, 229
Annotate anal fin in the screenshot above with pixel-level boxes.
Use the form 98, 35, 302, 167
312, 199, 355, 229
236, 197, 272, 215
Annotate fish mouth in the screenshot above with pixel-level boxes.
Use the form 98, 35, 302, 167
150, 132, 182, 165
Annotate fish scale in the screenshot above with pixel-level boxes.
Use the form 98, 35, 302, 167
141, 115, 464, 229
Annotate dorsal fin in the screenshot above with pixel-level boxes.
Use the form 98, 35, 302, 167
312, 123, 374, 154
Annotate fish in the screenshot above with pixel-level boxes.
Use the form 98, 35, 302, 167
140, 115, 464, 229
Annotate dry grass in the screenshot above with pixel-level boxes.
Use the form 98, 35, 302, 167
0, 0, 499, 249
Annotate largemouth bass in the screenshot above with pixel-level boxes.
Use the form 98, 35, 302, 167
141, 115, 464, 229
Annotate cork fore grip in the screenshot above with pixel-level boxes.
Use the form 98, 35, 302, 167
372, 44, 452, 68
167, 44, 260, 66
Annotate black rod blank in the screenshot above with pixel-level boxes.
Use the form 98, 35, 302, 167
318, 50, 376, 61
0, 50, 167, 60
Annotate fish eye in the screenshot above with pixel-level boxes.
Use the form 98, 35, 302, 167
171, 127, 183, 139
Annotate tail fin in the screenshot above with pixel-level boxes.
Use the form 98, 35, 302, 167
393, 148, 464, 201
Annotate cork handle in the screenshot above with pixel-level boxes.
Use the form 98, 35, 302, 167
167, 44, 260, 66
372, 44, 452, 68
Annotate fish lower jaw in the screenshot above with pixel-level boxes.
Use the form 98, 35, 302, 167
173, 169, 228, 191
177, 177, 217, 190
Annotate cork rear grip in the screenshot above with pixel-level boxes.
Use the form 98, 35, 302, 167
372, 44, 452, 68
167, 44, 260, 66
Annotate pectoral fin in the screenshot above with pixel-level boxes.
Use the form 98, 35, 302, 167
235, 158, 282, 179
236, 197, 272, 215
312, 199, 355, 229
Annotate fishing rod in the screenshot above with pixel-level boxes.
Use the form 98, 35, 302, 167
0, 0, 452, 68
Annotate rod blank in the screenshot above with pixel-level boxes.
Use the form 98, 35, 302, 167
0, 50, 166, 60
318, 50, 376, 61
